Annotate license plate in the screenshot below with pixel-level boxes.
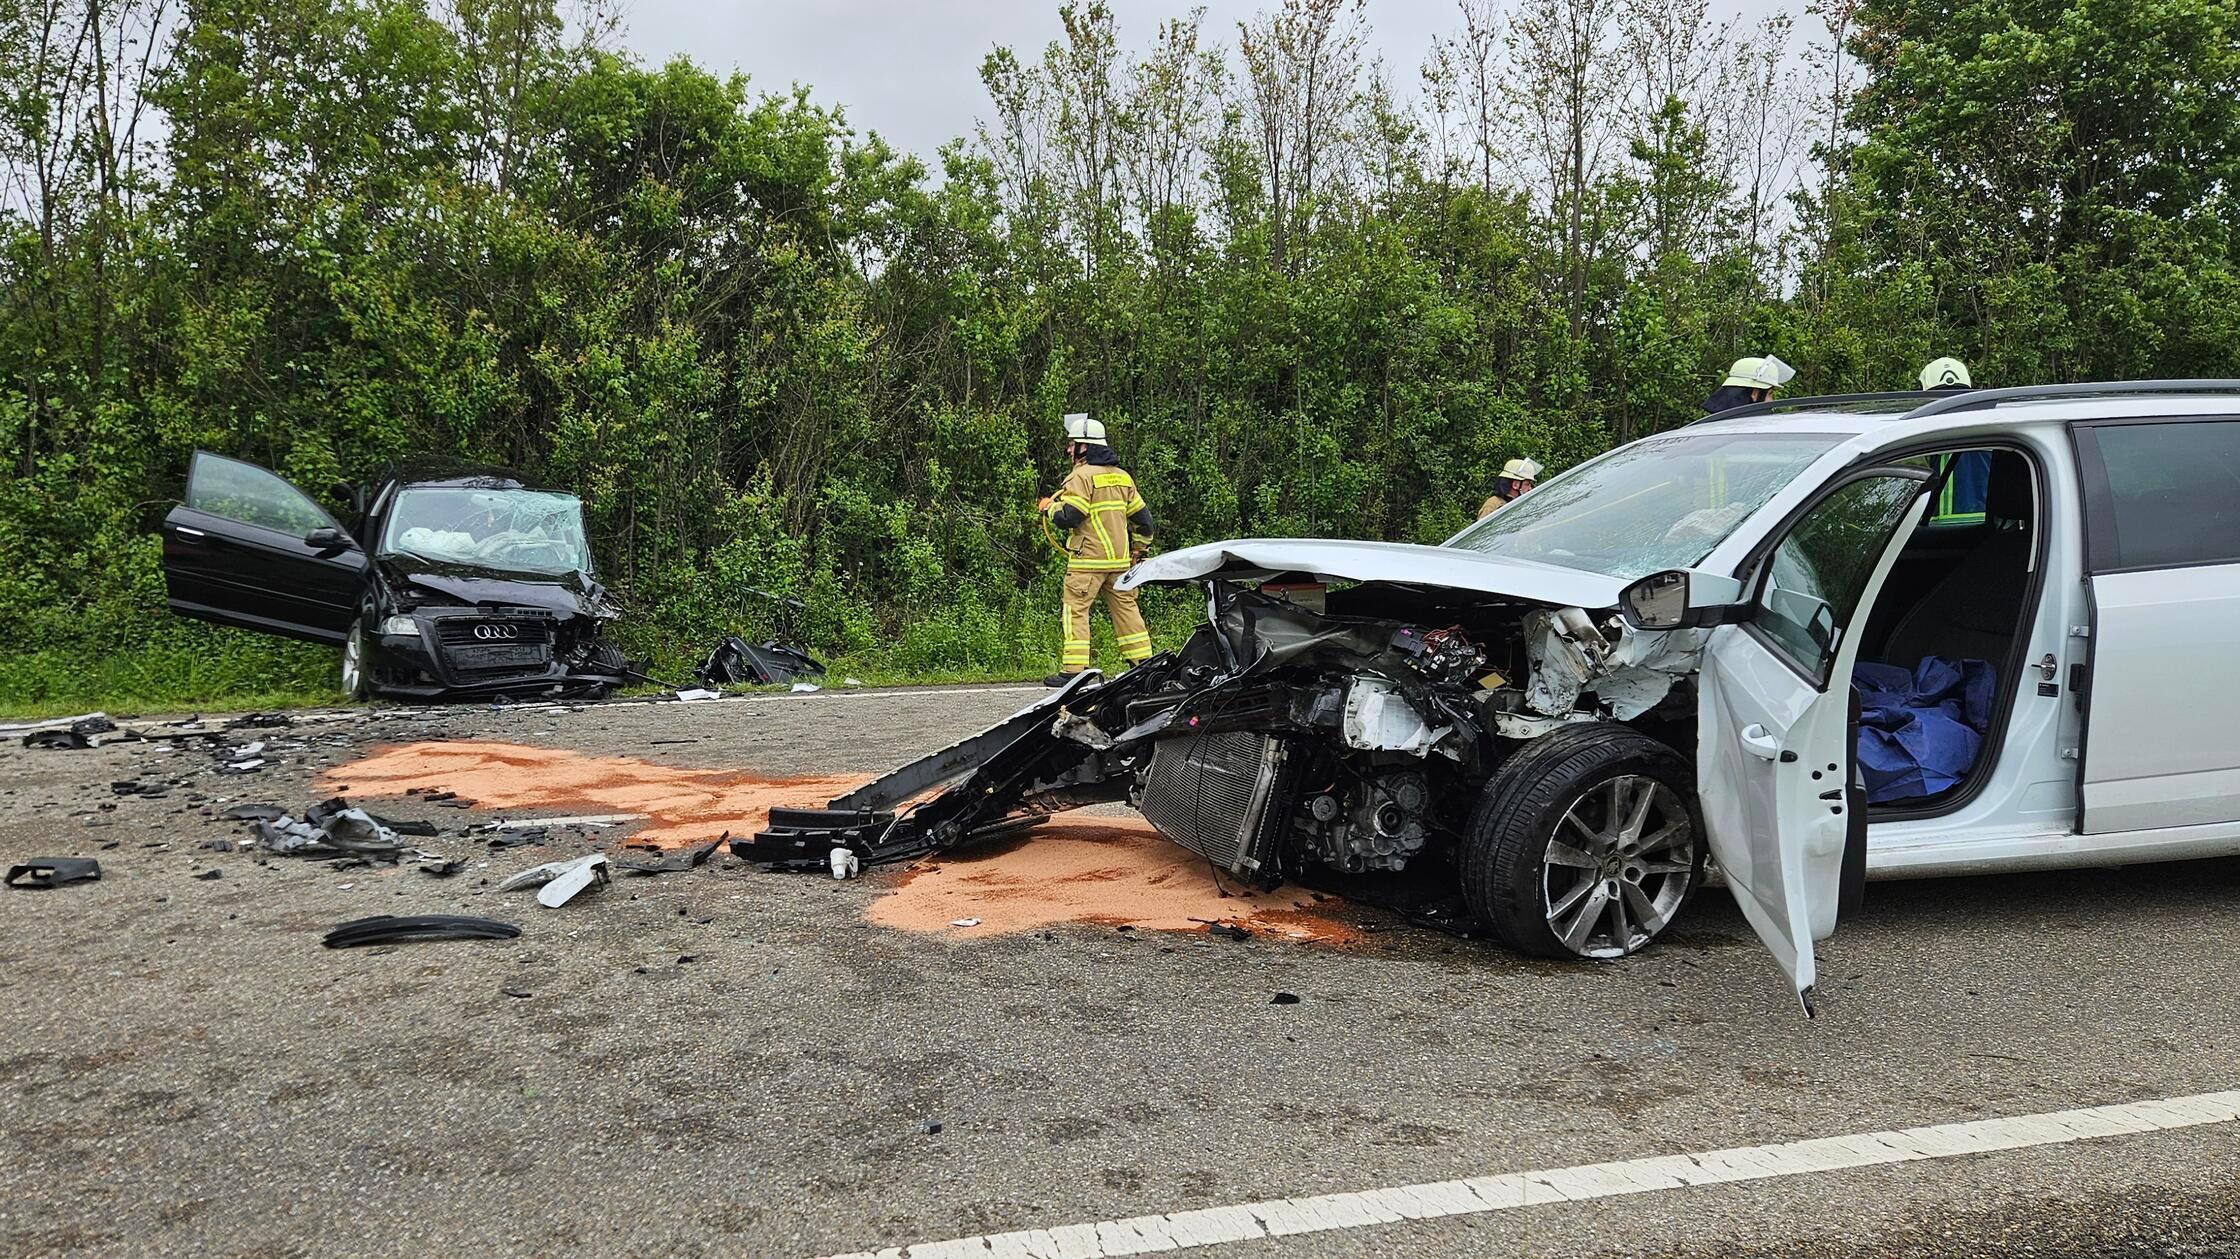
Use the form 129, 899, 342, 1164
450, 643, 547, 669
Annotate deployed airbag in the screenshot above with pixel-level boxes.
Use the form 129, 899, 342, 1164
1852, 658, 1995, 803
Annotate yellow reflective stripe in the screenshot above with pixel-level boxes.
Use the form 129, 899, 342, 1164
1114, 635, 1151, 647
1091, 473, 1133, 488
1068, 557, 1132, 571
1057, 493, 1094, 512
1123, 494, 1146, 513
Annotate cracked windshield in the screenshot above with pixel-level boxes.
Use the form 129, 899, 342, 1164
380, 486, 591, 576
1444, 432, 1843, 579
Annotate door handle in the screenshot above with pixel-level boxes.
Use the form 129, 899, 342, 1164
1741, 724, 1782, 761
174, 526, 206, 540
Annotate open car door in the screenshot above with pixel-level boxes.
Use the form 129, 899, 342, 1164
160, 451, 367, 643
1697, 468, 1933, 1012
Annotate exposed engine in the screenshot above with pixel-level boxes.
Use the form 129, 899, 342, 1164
739, 578, 1700, 891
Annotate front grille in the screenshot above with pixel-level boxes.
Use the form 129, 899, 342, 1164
434, 617, 554, 647
1138, 731, 1292, 878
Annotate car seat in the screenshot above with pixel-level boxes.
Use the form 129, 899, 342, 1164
1879, 450, 2036, 667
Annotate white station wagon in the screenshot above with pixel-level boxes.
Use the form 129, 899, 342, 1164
750, 381, 2240, 1010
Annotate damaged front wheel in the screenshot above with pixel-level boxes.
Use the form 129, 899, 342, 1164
1462, 724, 1703, 961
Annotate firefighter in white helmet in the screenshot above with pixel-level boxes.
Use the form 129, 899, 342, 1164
1476, 456, 1544, 518
1036, 413, 1156, 686
1703, 354, 1797, 415
1918, 357, 1973, 391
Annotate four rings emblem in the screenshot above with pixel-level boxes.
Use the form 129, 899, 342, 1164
473, 623, 520, 641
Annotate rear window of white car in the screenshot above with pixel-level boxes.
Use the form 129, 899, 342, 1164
1446, 431, 1844, 580
2076, 419, 2240, 571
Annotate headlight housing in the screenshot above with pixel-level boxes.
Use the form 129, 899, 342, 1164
379, 615, 420, 637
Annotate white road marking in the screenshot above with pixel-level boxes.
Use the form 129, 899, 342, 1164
814, 1088, 2240, 1259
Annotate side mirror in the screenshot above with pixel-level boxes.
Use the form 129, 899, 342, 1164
1618, 569, 1747, 631
304, 526, 357, 554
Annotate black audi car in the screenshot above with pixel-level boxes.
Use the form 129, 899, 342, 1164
159, 451, 630, 701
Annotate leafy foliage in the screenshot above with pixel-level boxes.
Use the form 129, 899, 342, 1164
1, 0, 2235, 711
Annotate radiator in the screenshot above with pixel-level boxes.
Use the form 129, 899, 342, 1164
1137, 731, 1292, 878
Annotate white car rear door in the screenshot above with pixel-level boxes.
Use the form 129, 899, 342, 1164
1698, 468, 1933, 1012
2070, 418, 2240, 834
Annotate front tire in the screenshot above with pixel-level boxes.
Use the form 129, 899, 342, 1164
1462, 723, 1704, 960
341, 621, 371, 701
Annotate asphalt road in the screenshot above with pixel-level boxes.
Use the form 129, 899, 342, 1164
2, 687, 2236, 1257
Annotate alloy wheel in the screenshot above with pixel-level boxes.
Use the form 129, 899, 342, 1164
342, 624, 366, 699
1540, 774, 1697, 959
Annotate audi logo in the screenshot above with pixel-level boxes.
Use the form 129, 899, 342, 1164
473, 623, 520, 641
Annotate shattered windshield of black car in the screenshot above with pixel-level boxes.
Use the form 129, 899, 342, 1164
1443, 431, 1844, 580
380, 487, 592, 576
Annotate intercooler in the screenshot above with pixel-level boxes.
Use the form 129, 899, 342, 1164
1136, 731, 1294, 879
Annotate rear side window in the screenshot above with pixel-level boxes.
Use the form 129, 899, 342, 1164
186, 452, 334, 535
2075, 420, 2240, 571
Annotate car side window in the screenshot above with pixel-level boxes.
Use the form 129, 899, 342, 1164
2075, 419, 2240, 571
1753, 475, 1926, 683
186, 453, 334, 536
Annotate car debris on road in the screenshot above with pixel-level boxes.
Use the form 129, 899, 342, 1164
322, 915, 521, 948
6, 857, 103, 889
497, 853, 610, 907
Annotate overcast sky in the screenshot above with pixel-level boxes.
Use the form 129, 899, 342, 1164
609, 0, 1797, 163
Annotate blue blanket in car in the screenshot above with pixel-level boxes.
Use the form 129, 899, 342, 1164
1852, 657, 1996, 803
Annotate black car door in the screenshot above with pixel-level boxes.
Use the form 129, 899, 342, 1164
160, 451, 368, 643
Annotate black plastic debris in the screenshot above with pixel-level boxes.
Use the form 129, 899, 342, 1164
110, 780, 172, 798
6, 857, 102, 890
1204, 922, 1251, 941
322, 915, 521, 948
419, 859, 467, 878
694, 635, 826, 687
613, 835, 725, 876
1270, 992, 1301, 1005
22, 716, 120, 750
194, 869, 223, 881
221, 804, 289, 822
228, 712, 294, 730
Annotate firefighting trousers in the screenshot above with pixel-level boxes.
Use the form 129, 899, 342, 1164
1059, 569, 1152, 674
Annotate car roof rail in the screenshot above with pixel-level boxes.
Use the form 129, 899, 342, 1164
1690, 391, 1927, 423
1900, 379, 2240, 419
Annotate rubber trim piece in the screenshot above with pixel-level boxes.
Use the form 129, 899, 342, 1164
322, 914, 521, 948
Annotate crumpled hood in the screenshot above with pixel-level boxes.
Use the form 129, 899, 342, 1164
385, 563, 612, 619
1118, 537, 1630, 610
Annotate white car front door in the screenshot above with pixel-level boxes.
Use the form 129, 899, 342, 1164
1697, 469, 1933, 1012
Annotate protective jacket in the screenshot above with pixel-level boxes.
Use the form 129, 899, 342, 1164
1046, 447, 1154, 573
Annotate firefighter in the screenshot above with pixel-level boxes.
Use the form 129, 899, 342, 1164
1919, 357, 1973, 391
1475, 457, 1543, 518
1702, 354, 1796, 415
1037, 413, 1156, 686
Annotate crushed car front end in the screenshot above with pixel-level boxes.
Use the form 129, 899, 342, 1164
361, 478, 630, 701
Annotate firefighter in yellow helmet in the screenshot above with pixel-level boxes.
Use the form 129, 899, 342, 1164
1703, 354, 1797, 414
1918, 357, 1973, 391
1476, 457, 1543, 519
1037, 413, 1156, 686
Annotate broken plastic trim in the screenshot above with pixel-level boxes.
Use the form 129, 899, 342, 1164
6, 857, 102, 889
322, 915, 521, 948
